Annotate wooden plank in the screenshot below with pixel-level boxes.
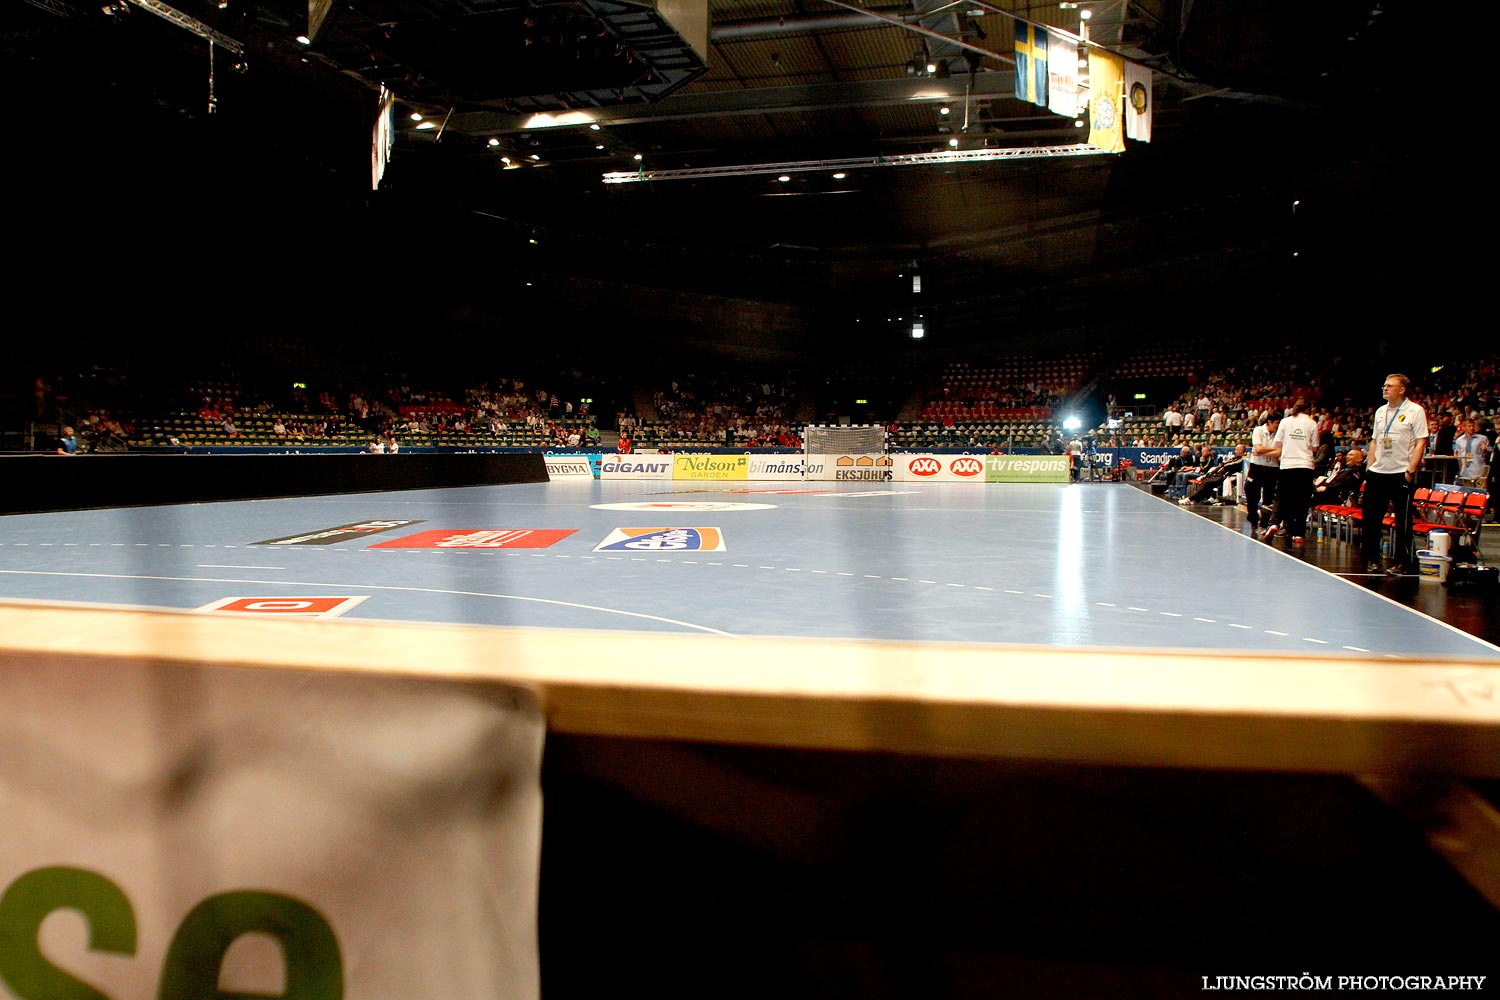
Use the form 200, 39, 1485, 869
2, 599, 1498, 775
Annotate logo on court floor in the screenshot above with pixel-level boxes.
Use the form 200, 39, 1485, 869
591, 501, 776, 512
369, 529, 577, 549
594, 528, 726, 552
197, 596, 368, 618
253, 520, 423, 545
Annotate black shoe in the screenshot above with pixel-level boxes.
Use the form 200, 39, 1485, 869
1365, 561, 1382, 574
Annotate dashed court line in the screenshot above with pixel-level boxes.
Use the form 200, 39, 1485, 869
0, 539, 1446, 656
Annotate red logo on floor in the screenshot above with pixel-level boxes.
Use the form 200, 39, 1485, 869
370, 529, 576, 549
197, 596, 367, 618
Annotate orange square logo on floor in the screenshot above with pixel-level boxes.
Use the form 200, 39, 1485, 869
370, 529, 576, 549
197, 596, 367, 617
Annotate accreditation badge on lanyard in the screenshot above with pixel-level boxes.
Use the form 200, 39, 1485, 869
1381, 403, 1402, 452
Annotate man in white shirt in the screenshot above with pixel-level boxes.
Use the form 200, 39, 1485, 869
1265, 401, 1319, 545
1361, 373, 1428, 575
1245, 412, 1281, 534
1453, 418, 1491, 485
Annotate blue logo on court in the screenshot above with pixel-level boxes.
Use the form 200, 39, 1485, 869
594, 527, 725, 552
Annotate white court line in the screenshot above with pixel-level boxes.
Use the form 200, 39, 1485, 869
197, 564, 285, 570
0, 569, 741, 637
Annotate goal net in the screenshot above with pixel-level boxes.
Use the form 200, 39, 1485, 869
803, 423, 888, 457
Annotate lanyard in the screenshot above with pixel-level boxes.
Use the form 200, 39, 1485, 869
1381, 402, 1403, 439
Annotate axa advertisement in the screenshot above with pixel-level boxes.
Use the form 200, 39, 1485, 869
893, 454, 1069, 483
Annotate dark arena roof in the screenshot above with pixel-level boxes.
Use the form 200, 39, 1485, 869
3, 0, 1460, 364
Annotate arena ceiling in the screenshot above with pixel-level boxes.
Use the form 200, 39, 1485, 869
5, 0, 1419, 340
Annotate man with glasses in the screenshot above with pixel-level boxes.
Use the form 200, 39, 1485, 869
1362, 374, 1427, 576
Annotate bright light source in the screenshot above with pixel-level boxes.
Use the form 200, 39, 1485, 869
1079, 8, 1092, 19
590, 123, 601, 130
487, 138, 500, 146
912, 275, 922, 293
832, 172, 846, 179
911, 322, 925, 340
633, 153, 643, 161
939, 104, 951, 115
1074, 119, 1084, 127
948, 138, 959, 147
415, 121, 436, 130
1063, 416, 1082, 430
926, 62, 938, 74
595, 144, 605, 150
522, 112, 595, 129
500, 156, 512, 164
777, 174, 791, 182
295, 34, 311, 44
410, 113, 422, 121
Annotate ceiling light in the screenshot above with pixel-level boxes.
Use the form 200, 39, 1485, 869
633, 153, 643, 161
522, 111, 594, 129
410, 113, 422, 122
948, 138, 959, 147
1074, 119, 1084, 127
777, 175, 791, 182
590, 123, 601, 131
832, 172, 846, 179
415, 121, 436, 130
595, 144, 605, 150
530, 154, 541, 160
926, 62, 938, 74
1079, 8, 1092, 19
487, 138, 500, 146
939, 104, 951, 116
501, 156, 512, 164
295, 34, 311, 44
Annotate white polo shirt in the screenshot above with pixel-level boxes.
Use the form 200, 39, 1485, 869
1367, 400, 1428, 475
1274, 414, 1319, 471
1249, 423, 1280, 468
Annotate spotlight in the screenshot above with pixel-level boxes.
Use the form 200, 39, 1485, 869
295, 34, 311, 44
777, 174, 791, 182
926, 62, 938, 74
948, 137, 959, 147
488, 138, 500, 146
1079, 8, 1092, 18
590, 123, 601, 130
410, 113, 423, 121
633, 153, 643, 161
939, 104, 951, 116
595, 144, 605, 150
832, 172, 846, 179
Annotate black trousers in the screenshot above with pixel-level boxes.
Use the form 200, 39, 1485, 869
1245, 464, 1279, 529
1361, 470, 1412, 565
1278, 467, 1315, 540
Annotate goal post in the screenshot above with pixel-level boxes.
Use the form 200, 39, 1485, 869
803, 423, 889, 459
801, 423, 890, 481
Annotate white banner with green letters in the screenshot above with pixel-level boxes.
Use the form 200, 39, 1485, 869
0, 657, 543, 1000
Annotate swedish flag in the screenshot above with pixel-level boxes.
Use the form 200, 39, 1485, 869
1013, 20, 1049, 107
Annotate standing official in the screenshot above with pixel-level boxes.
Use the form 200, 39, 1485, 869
1245, 411, 1281, 534
1361, 374, 1428, 576
1268, 401, 1319, 545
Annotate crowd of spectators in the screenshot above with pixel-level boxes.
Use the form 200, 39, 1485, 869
634, 372, 803, 450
